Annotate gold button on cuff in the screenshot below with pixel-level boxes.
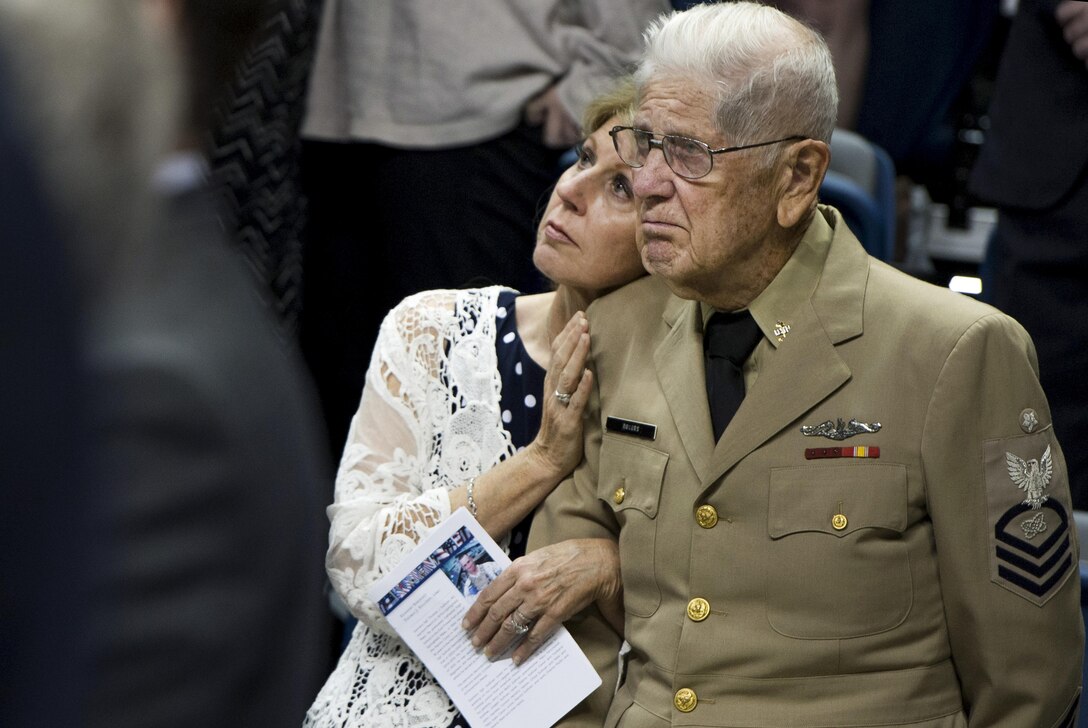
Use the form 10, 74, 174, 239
613, 486, 626, 505
674, 688, 697, 713
831, 513, 848, 530
695, 504, 718, 529
687, 597, 710, 622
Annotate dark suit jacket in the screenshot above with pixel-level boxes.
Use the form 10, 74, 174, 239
84, 180, 330, 728
970, 0, 1088, 211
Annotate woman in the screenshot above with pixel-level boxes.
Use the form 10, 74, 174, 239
304, 80, 644, 728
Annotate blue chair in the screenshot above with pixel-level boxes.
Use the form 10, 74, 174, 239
821, 128, 897, 262
820, 172, 886, 260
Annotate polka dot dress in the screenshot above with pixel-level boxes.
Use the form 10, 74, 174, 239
494, 290, 546, 560
446, 290, 546, 728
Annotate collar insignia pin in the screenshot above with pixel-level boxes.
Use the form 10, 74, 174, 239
773, 321, 791, 342
800, 417, 882, 441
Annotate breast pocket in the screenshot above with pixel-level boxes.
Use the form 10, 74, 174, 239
765, 463, 911, 639
598, 435, 668, 617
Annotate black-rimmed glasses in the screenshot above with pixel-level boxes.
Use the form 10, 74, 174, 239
609, 126, 806, 180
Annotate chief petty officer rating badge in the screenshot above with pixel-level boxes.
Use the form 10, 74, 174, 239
987, 427, 1074, 607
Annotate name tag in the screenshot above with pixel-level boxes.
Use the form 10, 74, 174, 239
606, 416, 657, 441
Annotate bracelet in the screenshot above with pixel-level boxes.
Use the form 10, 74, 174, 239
466, 477, 479, 518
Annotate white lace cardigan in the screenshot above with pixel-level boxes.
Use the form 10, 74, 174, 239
305, 286, 519, 728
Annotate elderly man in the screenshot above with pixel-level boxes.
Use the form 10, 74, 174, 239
528, 3, 1084, 726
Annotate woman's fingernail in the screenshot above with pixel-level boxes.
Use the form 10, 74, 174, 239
461, 618, 470, 630
512, 655, 523, 667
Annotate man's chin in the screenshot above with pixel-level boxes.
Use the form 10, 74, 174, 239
641, 257, 701, 301
640, 239, 675, 269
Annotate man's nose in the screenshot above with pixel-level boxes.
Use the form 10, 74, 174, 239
632, 146, 675, 200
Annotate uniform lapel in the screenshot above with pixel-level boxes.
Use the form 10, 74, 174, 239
703, 212, 870, 488
654, 295, 717, 483
704, 299, 849, 485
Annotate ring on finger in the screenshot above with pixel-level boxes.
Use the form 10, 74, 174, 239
508, 608, 533, 636
554, 389, 572, 406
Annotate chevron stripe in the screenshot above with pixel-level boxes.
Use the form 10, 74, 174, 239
998, 554, 1073, 598
996, 534, 1072, 578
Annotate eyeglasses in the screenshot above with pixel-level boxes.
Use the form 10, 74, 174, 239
609, 126, 806, 180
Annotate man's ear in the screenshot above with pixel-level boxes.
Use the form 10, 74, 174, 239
776, 139, 830, 228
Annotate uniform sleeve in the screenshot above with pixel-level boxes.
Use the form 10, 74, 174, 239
325, 292, 458, 630
553, 0, 670, 119
920, 313, 1083, 727
528, 351, 625, 727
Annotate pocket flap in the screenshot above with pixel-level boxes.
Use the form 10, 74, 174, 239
598, 435, 668, 518
768, 463, 908, 538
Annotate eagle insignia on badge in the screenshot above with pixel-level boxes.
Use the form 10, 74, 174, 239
1019, 511, 1048, 540
1005, 445, 1052, 509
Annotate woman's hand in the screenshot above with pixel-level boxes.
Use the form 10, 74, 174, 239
461, 538, 622, 665
446, 313, 592, 540
523, 312, 592, 483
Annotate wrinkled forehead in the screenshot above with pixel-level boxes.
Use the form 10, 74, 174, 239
634, 76, 721, 138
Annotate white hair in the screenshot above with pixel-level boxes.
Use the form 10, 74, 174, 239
635, 1, 838, 149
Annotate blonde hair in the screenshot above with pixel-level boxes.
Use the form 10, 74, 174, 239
581, 76, 638, 136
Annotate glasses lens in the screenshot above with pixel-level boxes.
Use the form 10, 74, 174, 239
613, 128, 649, 168
663, 136, 712, 179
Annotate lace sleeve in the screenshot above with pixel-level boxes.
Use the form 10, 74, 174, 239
325, 290, 460, 631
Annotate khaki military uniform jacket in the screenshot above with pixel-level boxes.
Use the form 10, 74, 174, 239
529, 207, 1083, 727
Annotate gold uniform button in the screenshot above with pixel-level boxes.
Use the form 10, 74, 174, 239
695, 504, 718, 529
613, 486, 626, 505
831, 513, 848, 530
686, 597, 710, 622
674, 688, 697, 713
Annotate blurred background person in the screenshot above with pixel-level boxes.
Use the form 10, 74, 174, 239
0, 0, 332, 725
298, 0, 670, 462
303, 82, 643, 728
764, 1, 870, 129
205, 0, 324, 337
970, 0, 1088, 510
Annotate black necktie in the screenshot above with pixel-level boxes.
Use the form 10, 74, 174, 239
704, 311, 763, 441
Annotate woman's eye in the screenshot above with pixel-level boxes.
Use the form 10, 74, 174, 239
611, 175, 633, 199
577, 144, 594, 168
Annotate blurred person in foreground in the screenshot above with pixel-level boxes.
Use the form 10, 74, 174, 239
528, 3, 1083, 726
304, 80, 645, 728
0, 0, 330, 725
0, 46, 93, 728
